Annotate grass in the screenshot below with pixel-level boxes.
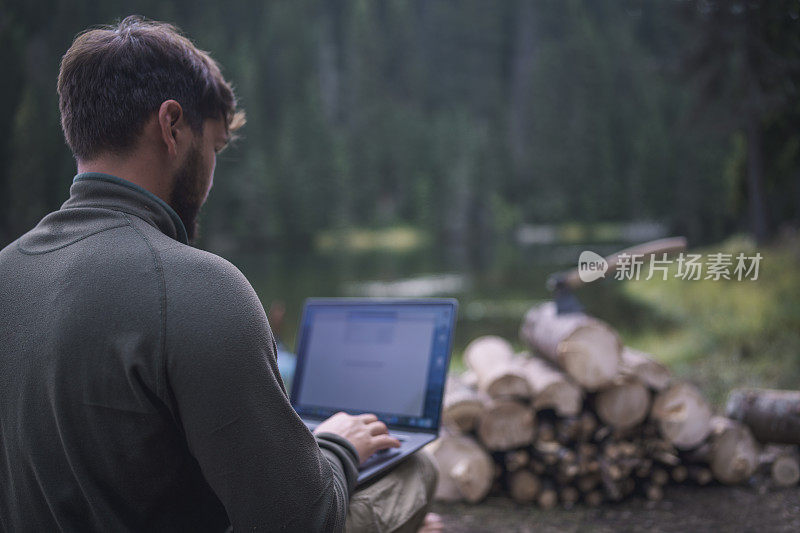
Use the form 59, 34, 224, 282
314, 225, 429, 253
617, 232, 800, 408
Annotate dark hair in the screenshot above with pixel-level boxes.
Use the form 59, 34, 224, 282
58, 15, 245, 160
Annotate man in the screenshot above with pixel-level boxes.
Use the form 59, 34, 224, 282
0, 16, 441, 532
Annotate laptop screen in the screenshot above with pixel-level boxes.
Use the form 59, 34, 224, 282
290, 299, 457, 431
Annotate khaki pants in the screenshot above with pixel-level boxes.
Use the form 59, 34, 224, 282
345, 451, 437, 533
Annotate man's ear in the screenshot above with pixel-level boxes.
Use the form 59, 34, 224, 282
157, 100, 186, 158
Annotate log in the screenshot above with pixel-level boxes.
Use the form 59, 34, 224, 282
603, 442, 622, 461
461, 370, 479, 389
651, 448, 680, 467
619, 347, 671, 391
617, 440, 641, 457
476, 399, 536, 451
708, 416, 759, 485
671, 465, 688, 483
651, 468, 669, 486
594, 425, 612, 443
594, 377, 651, 430
504, 449, 531, 473
688, 465, 713, 485
726, 389, 800, 444
557, 449, 580, 480
464, 336, 531, 399
536, 479, 558, 509
515, 354, 584, 416
533, 441, 563, 466
519, 302, 621, 391
559, 486, 580, 508
762, 445, 800, 487
599, 459, 625, 501
651, 382, 712, 449
643, 481, 664, 501
772, 454, 800, 487
427, 432, 494, 503
508, 469, 541, 503
442, 374, 484, 433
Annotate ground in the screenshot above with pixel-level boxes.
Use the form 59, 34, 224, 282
433, 484, 800, 532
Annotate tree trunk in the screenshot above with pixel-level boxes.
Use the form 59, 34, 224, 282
508, 469, 541, 503
536, 479, 558, 509
688, 465, 713, 485
464, 336, 531, 399
442, 374, 484, 433
515, 354, 583, 416
427, 432, 495, 503
726, 388, 800, 444
476, 399, 536, 451
708, 416, 759, 485
770, 450, 800, 487
519, 302, 621, 391
745, 62, 768, 244
758, 444, 800, 487
594, 377, 651, 430
651, 382, 712, 449
619, 347, 671, 391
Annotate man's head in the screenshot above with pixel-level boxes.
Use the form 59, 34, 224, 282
58, 15, 245, 241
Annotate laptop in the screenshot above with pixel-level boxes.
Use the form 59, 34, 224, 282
290, 298, 457, 486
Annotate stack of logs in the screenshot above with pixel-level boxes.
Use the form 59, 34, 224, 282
428, 302, 800, 507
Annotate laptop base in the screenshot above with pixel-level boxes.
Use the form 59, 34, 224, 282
304, 419, 437, 486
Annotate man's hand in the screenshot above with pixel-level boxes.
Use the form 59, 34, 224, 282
314, 412, 401, 464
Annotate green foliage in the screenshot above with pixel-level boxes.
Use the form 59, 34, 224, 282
620, 234, 800, 407
0, 1, 798, 250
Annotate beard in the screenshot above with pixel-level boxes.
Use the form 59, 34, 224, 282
170, 143, 207, 243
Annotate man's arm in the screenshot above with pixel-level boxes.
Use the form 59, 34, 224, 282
162, 253, 356, 531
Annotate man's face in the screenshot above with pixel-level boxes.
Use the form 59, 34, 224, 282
170, 118, 229, 242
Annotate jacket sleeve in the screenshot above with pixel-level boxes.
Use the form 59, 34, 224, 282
162, 252, 358, 532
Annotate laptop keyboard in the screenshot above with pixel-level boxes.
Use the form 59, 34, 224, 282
361, 447, 401, 470
306, 422, 409, 468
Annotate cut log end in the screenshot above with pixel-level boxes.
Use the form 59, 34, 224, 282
476, 400, 536, 451
595, 378, 651, 430
428, 433, 494, 504
709, 416, 759, 485
520, 302, 621, 391
508, 470, 541, 503
442, 375, 483, 433
771, 454, 800, 487
652, 382, 712, 449
465, 336, 531, 400
726, 388, 800, 445
558, 326, 620, 391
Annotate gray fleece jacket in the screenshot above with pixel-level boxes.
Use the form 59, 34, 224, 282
0, 173, 359, 532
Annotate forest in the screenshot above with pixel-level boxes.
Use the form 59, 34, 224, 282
2, 0, 798, 253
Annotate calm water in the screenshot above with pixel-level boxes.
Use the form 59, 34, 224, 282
222, 241, 635, 362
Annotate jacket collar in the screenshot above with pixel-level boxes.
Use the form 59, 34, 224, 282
63, 173, 189, 244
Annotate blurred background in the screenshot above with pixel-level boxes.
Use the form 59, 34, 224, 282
2, 0, 799, 404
